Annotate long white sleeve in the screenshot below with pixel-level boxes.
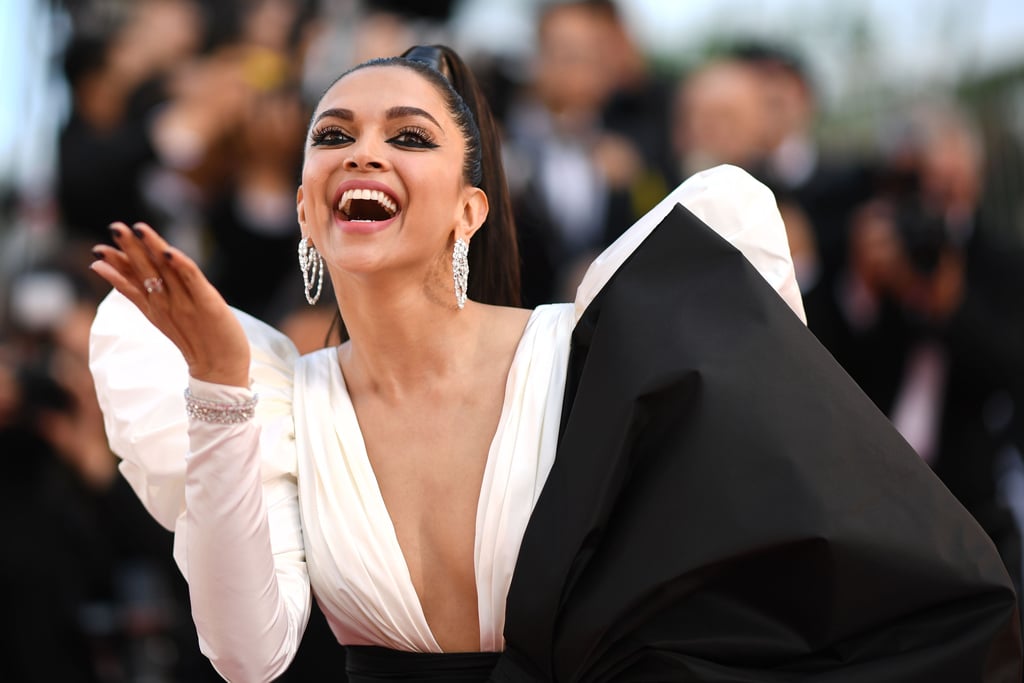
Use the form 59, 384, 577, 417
90, 291, 312, 682
180, 379, 309, 682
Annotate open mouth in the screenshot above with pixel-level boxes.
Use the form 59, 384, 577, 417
337, 188, 399, 222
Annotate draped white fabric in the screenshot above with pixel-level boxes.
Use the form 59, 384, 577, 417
89, 165, 803, 680
291, 305, 572, 653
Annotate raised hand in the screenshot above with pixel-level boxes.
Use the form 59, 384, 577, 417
90, 222, 251, 388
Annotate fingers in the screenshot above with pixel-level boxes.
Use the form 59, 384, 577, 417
90, 223, 167, 312
160, 241, 213, 300
127, 222, 189, 298
92, 220, 224, 304
90, 242, 149, 308
108, 222, 170, 293
89, 219, 234, 348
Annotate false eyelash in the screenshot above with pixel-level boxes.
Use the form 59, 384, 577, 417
310, 125, 350, 146
390, 126, 439, 148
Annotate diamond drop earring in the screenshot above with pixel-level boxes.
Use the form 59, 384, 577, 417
298, 236, 324, 305
452, 238, 469, 309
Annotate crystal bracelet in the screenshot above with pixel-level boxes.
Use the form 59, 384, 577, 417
184, 387, 258, 424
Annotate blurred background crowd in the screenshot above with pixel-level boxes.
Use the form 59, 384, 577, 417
1, 0, 1023, 680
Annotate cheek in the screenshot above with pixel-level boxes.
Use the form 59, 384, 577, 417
300, 154, 326, 189
407, 160, 462, 211
300, 159, 334, 213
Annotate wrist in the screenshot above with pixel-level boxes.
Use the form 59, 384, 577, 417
187, 364, 250, 389
187, 375, 253, 400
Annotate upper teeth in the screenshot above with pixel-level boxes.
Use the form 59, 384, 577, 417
338, 188, 397, 217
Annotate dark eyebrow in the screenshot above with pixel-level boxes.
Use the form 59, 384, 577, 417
312, 108, 354, 125
312, 106, 443, 131
385, 106, 442, 130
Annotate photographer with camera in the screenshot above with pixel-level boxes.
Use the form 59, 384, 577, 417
833, 105, 1024, 591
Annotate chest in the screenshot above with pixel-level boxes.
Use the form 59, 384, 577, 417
349, 380, 508, 650
354, 384, 506, 562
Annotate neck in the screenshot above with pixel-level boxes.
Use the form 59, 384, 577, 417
332, 273, 478, 399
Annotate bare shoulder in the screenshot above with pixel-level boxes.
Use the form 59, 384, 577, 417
483, 304, 534, 337
492, 304, 536, 330
472, 304, 535, 359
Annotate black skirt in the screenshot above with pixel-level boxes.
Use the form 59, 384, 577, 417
345, 646, 500, 682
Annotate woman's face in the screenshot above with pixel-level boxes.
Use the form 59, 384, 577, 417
297, 65, 486, 287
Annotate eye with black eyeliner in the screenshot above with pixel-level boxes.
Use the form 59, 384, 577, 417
389, 126, 439, 149
310, 125, 352, 147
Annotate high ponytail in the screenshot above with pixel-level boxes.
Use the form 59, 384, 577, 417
419, 46, 521, 308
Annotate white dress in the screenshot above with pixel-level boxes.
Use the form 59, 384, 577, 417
89, 165, 804, 682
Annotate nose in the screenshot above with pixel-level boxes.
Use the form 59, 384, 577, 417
344, 140, 387, 171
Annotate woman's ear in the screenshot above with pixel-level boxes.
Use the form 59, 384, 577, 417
296, 186, 306, 235
458, 186, 489, 241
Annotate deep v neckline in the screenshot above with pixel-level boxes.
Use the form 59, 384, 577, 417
326, 308, 541, 651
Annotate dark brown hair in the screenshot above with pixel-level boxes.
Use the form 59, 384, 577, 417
313, 45, 521, 343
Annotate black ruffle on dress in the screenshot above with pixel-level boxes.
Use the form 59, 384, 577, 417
491, 204, 1020, 682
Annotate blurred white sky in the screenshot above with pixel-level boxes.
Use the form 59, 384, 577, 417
627, 0, 1024, 70
3, 0, 1024, 191
458, 0, 1024, 95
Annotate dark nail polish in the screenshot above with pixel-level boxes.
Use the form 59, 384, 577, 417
91, 249, 105, 260
109, 225, 122, 238
131, 226, 144, 238
163, 250, 173, 260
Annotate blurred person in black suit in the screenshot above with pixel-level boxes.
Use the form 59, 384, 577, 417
671, 57, 767, 179
505, 0, 657, 305
731, 44, 875, 306
589, 0, 675, 212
